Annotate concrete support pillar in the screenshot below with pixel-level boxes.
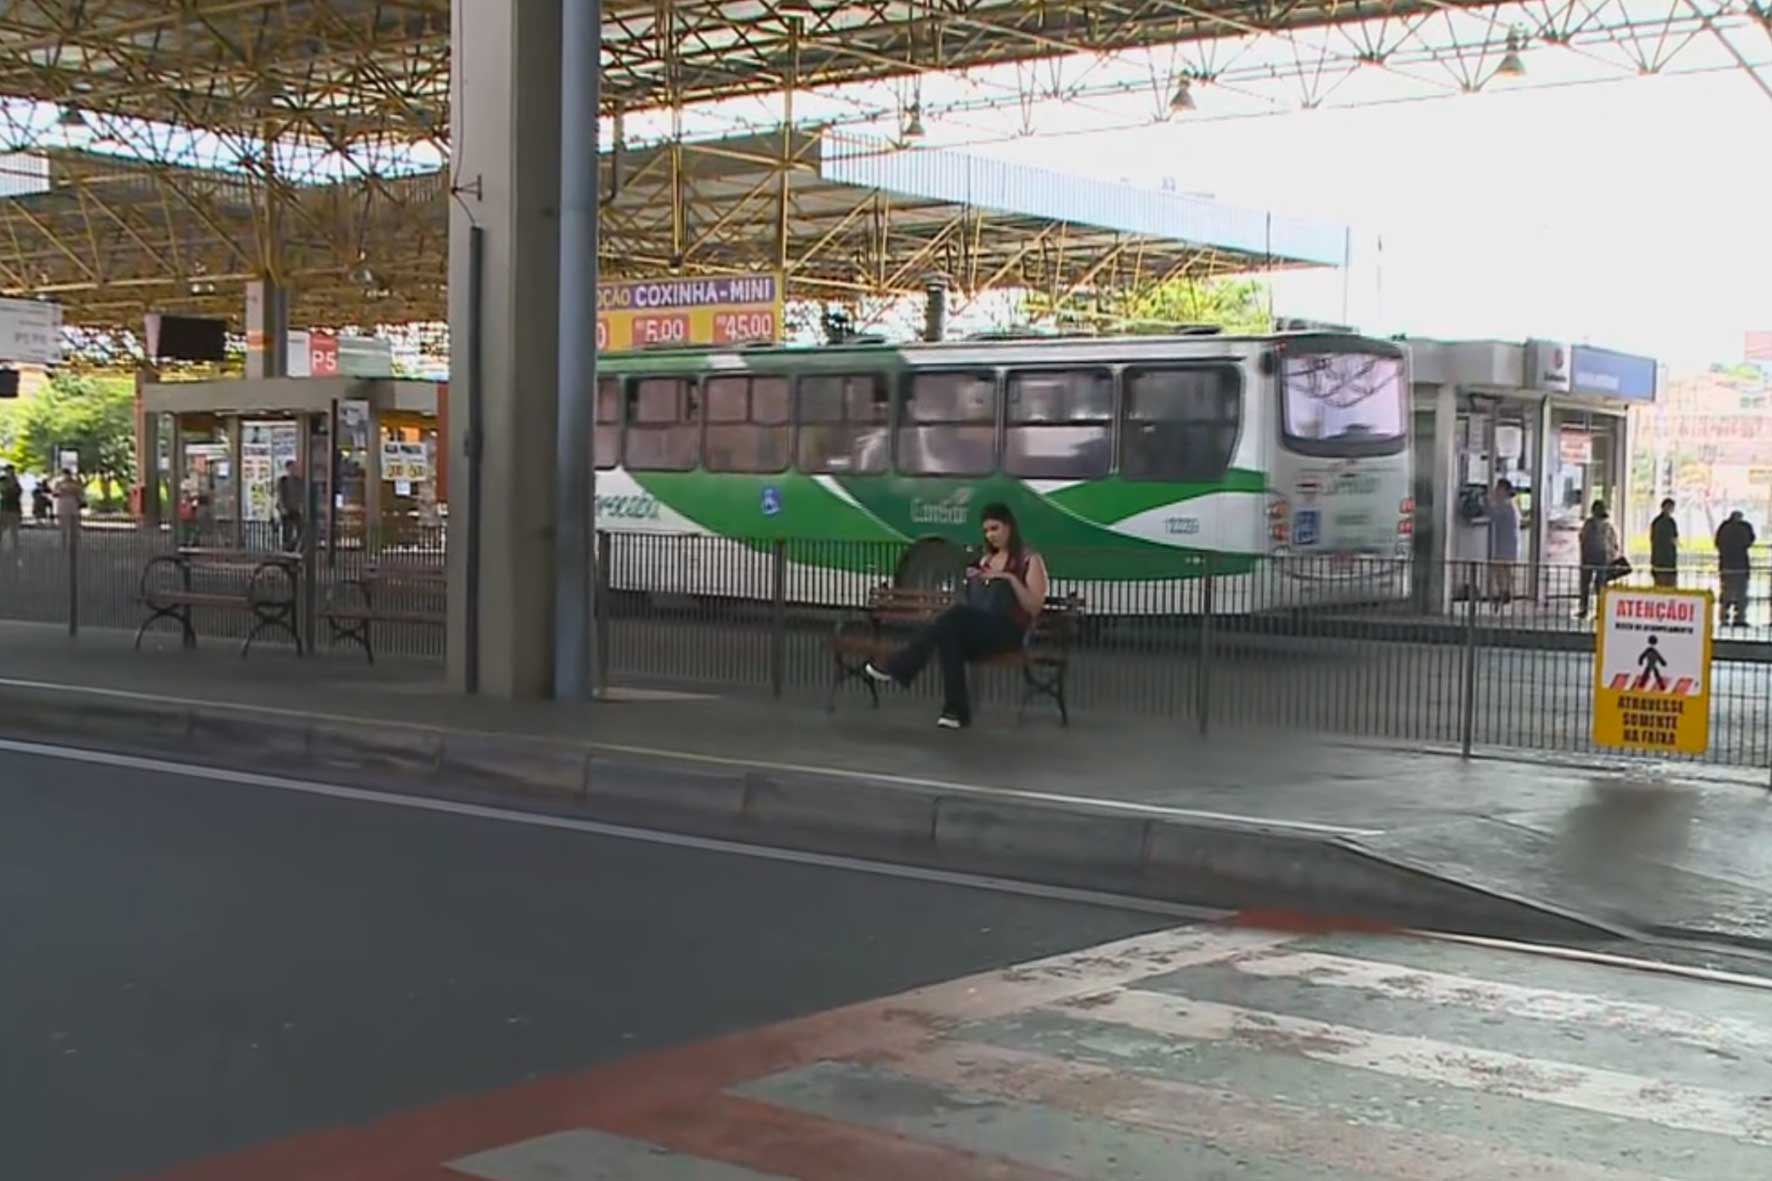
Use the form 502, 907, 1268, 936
135, 366, 159, 526
446, 0, 564, 698
366, 410, 384, 541
1428, 382, 1459, 612
245, 279, 289, 380
554, 0, 601, 700
168, 414, 185, 538
227, 414, 244, 547
1531, 398, 1553, 603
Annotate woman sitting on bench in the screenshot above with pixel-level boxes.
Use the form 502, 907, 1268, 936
866, 502, 1049, 729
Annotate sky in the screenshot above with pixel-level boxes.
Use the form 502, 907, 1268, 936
969, 70, 1772, 372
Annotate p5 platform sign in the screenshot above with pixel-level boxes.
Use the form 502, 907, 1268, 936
1593, 587, 1713, 755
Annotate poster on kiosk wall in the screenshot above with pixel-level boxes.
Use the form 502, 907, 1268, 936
1593, 587, 1713, 755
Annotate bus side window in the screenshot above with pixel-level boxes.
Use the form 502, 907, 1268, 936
796, 374, 888, 474
1004, 369, 1112, 479
594, 377, 622, 470
1121, 367, 1242, 483
625, 376, 701, 471
705, 375, 790, 473
897, 370, 996, 477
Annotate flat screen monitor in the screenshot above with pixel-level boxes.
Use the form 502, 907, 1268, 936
150, 314, 227, 362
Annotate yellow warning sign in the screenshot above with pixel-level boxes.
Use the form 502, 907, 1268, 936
1593, 587, 1713, 754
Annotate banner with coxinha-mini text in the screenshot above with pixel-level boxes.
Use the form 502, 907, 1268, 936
596, 273, 782, 352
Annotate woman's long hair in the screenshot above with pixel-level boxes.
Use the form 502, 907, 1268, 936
980, 501, 1025, 560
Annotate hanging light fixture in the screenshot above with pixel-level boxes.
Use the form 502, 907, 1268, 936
1497, 30, 1528, 77
1169, 76, 1196, 114
57, 104, 87, 129
901, 103, 925, 139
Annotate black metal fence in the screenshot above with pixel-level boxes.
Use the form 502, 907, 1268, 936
595, 533, 1772, 771
5, 522, 1770, 770
0, 520, 446, 661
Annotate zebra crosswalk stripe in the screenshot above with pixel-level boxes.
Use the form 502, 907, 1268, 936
881, 1040, 1676, 1181
1053, 987, 1772, 1145
1225, 947, 1772, 1055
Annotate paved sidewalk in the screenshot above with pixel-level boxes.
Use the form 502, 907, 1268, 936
4, 620, 1771, 951
150, 923, 1772, 1181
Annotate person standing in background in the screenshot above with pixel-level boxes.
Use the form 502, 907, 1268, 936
0, 464, 22, 565
1486, 478, 1520, 608
276, 460, 305, 551
1576, 500, 1621, 622
1650, 498, 1679, 589
51, 468, 83, 530
1714, 510, 1756, 628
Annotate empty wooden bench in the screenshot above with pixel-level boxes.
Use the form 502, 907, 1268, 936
135, 548, 303, 657
828, 585, 1083, 725
323, 562, 447, 664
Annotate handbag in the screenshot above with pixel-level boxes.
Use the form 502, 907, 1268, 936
1605, 555, 1632, 582
962, 574, 1018, 617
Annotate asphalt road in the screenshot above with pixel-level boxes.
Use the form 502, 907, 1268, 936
0, 744, 1168, 1181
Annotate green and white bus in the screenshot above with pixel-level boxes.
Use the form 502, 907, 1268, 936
591, 330, 1412, 612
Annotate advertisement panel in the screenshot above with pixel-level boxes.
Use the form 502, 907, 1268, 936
1593, 587, 1712, 755
1571, 345, 1658, 402
596, 273, 782, 352
0, 295, 61, 365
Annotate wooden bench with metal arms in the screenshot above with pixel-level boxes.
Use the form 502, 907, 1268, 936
134, 547, 303, 657
322, 562, 447, 664
828, 585, 1083, 725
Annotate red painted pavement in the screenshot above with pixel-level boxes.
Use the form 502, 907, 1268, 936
142, 926, 1252, 1181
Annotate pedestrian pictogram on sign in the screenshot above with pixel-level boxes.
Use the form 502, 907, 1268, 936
1593, 587, 1713, 754
1634, 636, 1668, 691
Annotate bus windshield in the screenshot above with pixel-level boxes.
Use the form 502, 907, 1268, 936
1281, 351, 1407, 457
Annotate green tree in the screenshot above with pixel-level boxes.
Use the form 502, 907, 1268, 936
3, 372, 137, 508
1111, 276, 1274, 335
0, 400, 19, 463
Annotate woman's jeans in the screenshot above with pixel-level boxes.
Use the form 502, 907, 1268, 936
884, 605, 1024, 721
1578, 564, 1606, 618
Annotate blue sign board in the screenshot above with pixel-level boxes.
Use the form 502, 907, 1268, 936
1571, 346, 1657, 402
760, 486, 782, 517
1293, 509, 1320, 548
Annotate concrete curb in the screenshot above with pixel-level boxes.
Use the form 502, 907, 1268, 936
0, 680, 1638, 945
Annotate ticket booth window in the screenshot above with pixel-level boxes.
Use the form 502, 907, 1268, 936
1545, 409, 1623, 573
176, 413, 234, 544
378, 411, 441, 540
336, 400, 371, 537
241, 419, 301, 530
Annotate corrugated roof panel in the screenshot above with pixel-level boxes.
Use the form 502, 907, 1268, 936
820, 134, 1346, 267
0, 153, 50, 200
